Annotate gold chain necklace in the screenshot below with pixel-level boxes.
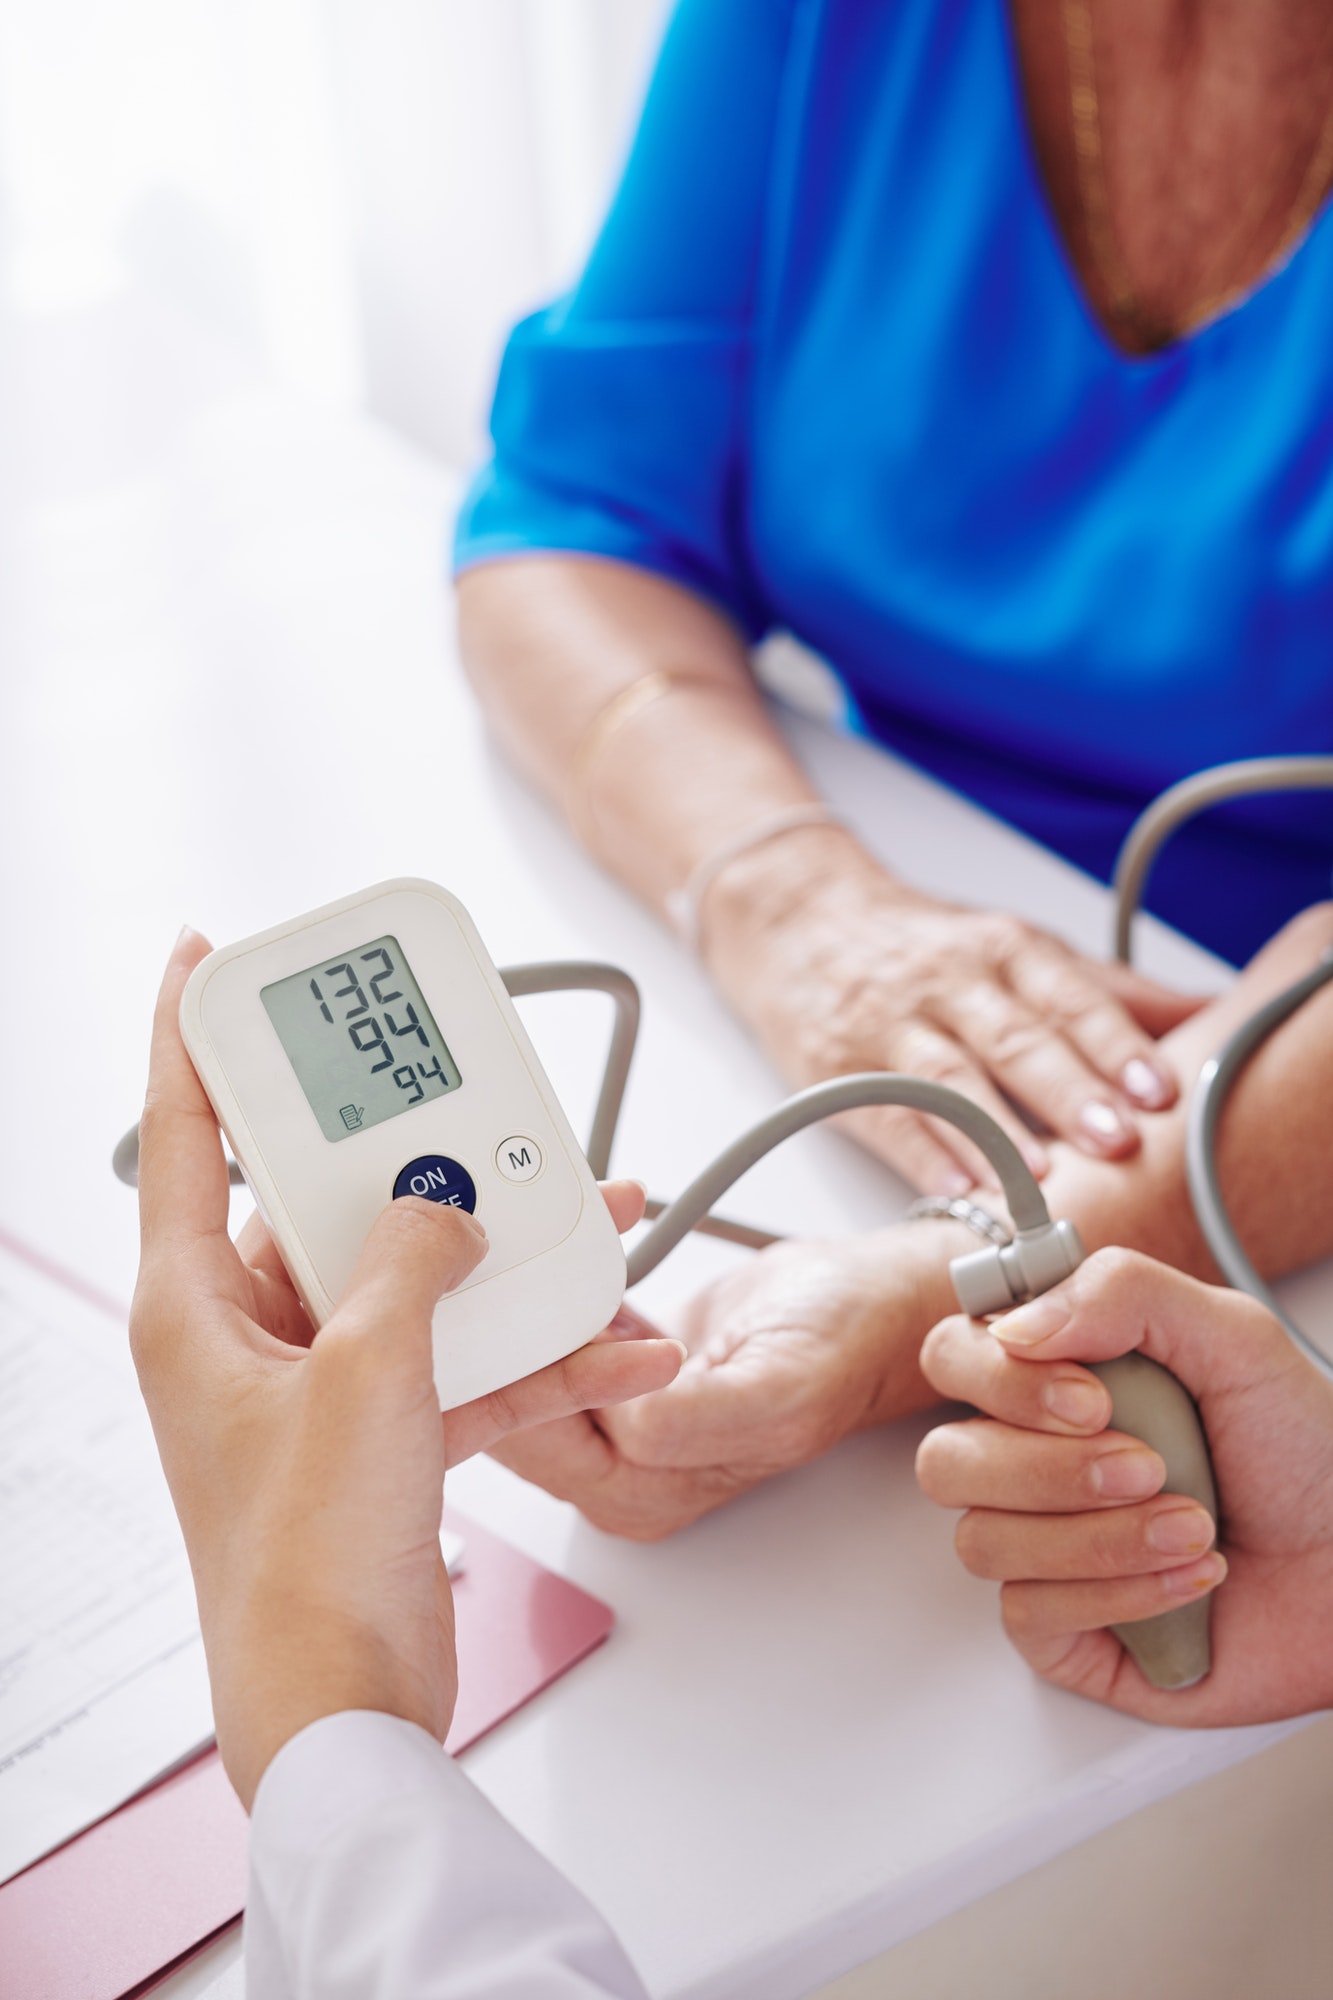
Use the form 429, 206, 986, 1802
1061, 0, 1333, 349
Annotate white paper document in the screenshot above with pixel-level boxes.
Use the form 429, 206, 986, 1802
0, 1239, 214, 1883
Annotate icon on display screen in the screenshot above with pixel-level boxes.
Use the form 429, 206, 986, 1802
262, 936, 462, 1143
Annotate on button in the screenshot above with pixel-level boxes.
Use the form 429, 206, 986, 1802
393, 1155, 477, 1212
494, 1135, 543, 1184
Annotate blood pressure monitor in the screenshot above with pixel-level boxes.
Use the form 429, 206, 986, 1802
179, 879, 627, 1409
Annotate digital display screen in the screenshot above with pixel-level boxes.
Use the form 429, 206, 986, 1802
261, 935, 461, 1142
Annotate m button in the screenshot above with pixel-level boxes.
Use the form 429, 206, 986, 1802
494, 1135, 543, 1184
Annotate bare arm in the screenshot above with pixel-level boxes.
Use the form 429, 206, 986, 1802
458, 557, 1196, 1191
457, 555, 820, 916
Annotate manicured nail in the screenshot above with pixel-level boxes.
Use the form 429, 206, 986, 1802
1162, 1551, 1227, 1597
1023, 1141, 1050, 1179
1121, 1057, 1173, 1110
1078, 1100, 1134, 1154
1042, 1377, 1109, 1428
992, 1294, 1071, 1346
1091, 1447, 1165, 1498
1146, 1504, 1215, 1556
940, 1169, 974, 1197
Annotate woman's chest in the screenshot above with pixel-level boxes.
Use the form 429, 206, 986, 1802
747, 0, 1333, 703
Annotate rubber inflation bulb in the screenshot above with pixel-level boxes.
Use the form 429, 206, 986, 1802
1087, 1353, 1218, 1689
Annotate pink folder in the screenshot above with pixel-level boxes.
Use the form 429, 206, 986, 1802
0, 1503, 614, 1999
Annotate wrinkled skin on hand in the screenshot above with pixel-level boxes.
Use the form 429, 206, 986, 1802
707, 847, 1202, 1193
489, 1229, 946, 1540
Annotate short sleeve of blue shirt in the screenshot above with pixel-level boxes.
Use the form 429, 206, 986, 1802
454, 0, 796, 637
455, 0, 1333, 967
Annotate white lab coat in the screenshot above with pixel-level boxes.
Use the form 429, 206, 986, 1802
245, 1712, 648, 1998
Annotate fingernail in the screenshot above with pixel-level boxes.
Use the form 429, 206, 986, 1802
1121, 1057, 1173, 1110
1146, 1504, 1215, 1555
1091, 1447, 1165, 1498
1023, 1141, 1050, 1179
1078, 1100, 1134, 1154
992, 1294, 1071, 1346
1162, 1551, 1227, 1597
1042, 1376, 1109, 1428
940, 1169, 974, 1197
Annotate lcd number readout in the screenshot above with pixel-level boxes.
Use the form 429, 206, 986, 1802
261, 935, 462, 1144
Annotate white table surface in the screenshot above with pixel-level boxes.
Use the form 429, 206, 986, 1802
3, 287, 1328, 2000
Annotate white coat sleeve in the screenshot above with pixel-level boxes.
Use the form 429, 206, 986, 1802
244, 1710, 650, 2000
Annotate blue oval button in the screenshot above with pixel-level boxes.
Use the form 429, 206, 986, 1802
393, 1155, 477, 1212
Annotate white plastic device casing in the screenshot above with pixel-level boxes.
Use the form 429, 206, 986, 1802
178, 878, 627, 1410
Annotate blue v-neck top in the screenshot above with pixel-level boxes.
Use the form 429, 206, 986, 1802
455, 0, 1333, 964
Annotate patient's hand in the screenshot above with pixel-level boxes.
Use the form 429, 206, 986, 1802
488, 1227, 956, 1539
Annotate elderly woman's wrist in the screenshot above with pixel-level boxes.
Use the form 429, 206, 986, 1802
702, 821, 908, 978
855, 1218, 993, 1425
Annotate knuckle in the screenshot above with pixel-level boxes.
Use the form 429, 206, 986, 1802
1084, 1516, 1131, 1577
998, 1580, 1038, 1638
913, 1427, 955, 1501
953, 1510, 998, 1577
1045, 978, 1116, 1031
1078, 1244, 1145, 1297
983, 1014, 1048, 1068
976, 913, 1032, 967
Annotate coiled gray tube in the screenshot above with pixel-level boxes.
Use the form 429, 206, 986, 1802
498, 962, 639, 1181
1112, 755, 1333, 964
625, 1071, 1050, 1287
1186, 949, 1333, 1381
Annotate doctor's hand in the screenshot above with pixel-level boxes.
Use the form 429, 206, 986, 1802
130, 929, 683, 1810
914, 1249, 1333, 1724
705, 836, 1201, 1193
488, 1225, 954, 1540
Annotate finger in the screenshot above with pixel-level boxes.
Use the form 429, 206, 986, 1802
235, 1212, 317, 1349
999, 1557, 1228, 1652
488, 1418, 744, 1541
931, 977, 1140, 1161
840, 1104, 987, 1197
914, 1417, 1166, 1512
443, 1328, 685, 1465
600, 1327, 838, 1471
1094, 959, 1208, 1037
953, 1495, 1217, 1582
325, 1198, 488, 1370
599, 1179, 647, 1233
883, 1021, 1052, 1181
921, 1312, 1112, 1435
138, 928, 231, 1260
987, 1246, 1298, 1404
1008, 938, 1180, 1111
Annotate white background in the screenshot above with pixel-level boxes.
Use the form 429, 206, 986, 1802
0, 0, 671, 464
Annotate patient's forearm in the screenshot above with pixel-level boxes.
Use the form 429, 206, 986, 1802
456, 557, 840, 917
1041, 904, 1333, 1281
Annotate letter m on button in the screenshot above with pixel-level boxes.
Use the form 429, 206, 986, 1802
506, 1144, 532, 1171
